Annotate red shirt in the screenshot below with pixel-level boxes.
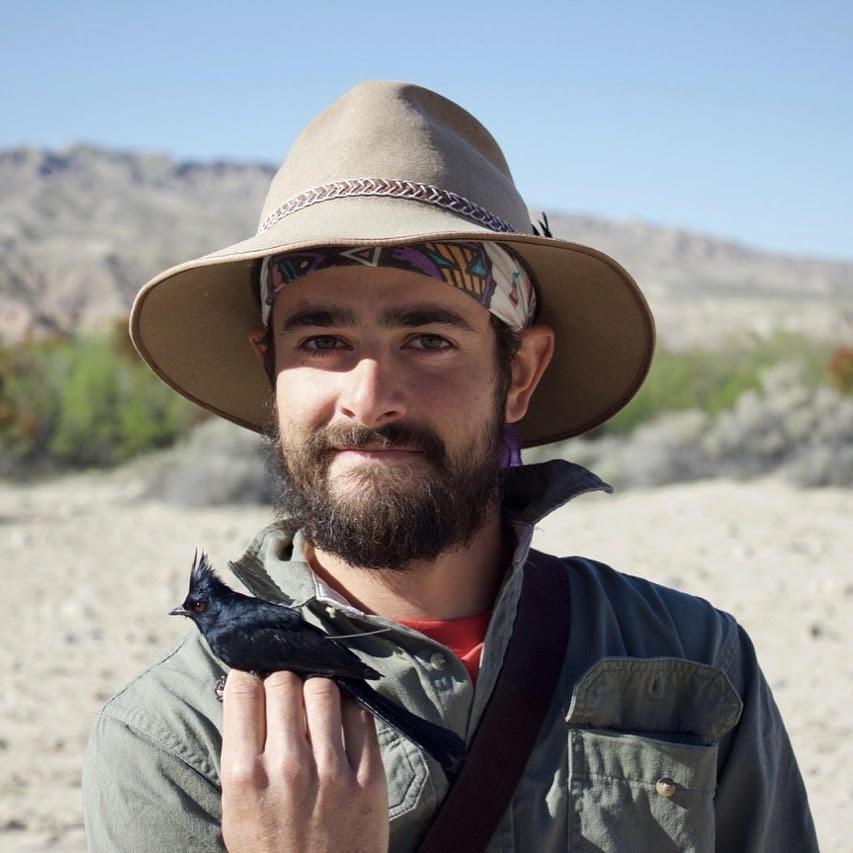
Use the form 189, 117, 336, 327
394, 611, 492, 685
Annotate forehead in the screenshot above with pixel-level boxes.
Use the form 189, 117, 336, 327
270, 264, 492, 328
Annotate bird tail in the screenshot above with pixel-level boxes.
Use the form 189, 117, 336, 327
335, 678, 466, 775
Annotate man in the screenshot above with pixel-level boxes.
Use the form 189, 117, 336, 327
83, 81, 818, 851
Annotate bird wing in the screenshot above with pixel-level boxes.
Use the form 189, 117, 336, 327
239, 598, 306, 627
222, 623, 381, 681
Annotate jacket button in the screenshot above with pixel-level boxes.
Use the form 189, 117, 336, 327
429, 652, 449, 670
656, 778, 677, 797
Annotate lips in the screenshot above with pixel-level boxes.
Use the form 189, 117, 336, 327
312, 423, 446, 467
333, 446, 423, 461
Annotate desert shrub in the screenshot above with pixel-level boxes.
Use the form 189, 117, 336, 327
0, 337, 73, 474
124, 417, 275, 506
0, 329, 201, 476
703, 362, 853, 487
593, 332, 833, 437
529, 360, 853, 488
827, 346, 853, 395
48, 335, 192, 465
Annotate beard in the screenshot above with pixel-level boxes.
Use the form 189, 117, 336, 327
262, 409, 505, 570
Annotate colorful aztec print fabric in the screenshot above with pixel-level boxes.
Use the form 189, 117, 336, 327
259, 241, 537, 332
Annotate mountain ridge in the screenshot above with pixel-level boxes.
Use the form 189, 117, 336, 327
2, 143, 851, 347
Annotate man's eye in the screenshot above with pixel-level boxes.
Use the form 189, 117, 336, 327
408, 334, 452, 351
302, 336, 346, 351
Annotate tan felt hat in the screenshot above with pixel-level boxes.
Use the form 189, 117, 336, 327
129, 80, 655, 447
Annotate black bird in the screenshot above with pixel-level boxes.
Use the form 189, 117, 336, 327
169, 551, 466, 773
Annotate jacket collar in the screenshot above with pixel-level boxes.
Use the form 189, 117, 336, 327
227, 459, 612, 608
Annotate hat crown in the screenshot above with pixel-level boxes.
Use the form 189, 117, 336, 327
259, 81, 531, 234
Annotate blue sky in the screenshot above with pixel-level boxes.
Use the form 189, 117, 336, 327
3, 1, 851, 259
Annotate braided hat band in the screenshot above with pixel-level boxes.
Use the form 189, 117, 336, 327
259, 241, 537, 332
258, 178, 518, 235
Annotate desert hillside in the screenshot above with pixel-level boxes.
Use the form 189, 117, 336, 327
2, 144, 851, 347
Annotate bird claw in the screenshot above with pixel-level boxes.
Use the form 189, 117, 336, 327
214, 671, 266, 702
214, 674, 227, 703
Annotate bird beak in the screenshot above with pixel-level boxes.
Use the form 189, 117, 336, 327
169, 606, 190, 617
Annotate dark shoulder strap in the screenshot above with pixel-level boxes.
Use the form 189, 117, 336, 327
416, 550, 571, 853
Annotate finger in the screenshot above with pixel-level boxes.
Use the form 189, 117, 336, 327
222, 670, 266, 760
302, 677, 347, 775
263, 670, 309, 759
340, 692, 371, 771
354, 707, 385, 785
341, 699, 386, 790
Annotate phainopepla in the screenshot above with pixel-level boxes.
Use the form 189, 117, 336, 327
170, 551, 466, 773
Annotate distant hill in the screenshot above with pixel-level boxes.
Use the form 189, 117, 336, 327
2, 144, 852, 348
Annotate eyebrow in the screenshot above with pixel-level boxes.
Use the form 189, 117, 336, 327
379, 304, 477, 332
279, 302, 477, 333
280, 306, 358, 331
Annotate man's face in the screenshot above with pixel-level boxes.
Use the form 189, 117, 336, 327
262, 265, 508, 569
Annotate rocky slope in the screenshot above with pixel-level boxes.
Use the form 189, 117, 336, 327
2, 144, 852, 347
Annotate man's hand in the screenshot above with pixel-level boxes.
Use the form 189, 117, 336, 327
220, 670, 389, 853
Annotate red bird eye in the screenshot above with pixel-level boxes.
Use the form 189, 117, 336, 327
193, 601, 207, 613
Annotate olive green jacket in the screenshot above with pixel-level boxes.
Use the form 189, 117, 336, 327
82, 461, 818, 851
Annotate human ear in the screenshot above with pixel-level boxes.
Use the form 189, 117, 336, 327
248, 325, 278, 391
247, 325, 268, 365
505, 325, 555, 424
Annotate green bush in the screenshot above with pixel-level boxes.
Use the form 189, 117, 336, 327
0, 329, 202, 476
591, 332, 835, 438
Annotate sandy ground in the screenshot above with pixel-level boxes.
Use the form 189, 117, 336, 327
0, 470, 850, 852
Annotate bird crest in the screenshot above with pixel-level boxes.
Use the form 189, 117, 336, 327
189, 549, 231, 596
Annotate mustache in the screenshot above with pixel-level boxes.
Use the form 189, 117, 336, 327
308, 422, 447, 464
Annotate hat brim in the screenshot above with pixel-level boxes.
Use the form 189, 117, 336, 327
129, 196, 655, 448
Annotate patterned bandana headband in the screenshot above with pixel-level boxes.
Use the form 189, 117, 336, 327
259, 241, 537, 332
258, 241, 535, 467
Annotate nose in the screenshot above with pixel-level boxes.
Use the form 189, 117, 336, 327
337, 356, 407, 428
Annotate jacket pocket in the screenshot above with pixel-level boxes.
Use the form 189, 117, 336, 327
565, 657, 743, 853
568, 728, 717, 852
379, 726, 431, 820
